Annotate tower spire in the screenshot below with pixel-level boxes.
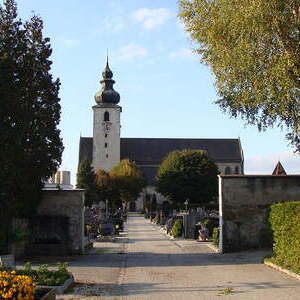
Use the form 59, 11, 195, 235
94, 55, 120, 105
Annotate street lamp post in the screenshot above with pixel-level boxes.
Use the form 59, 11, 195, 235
184, 199, 189, 213
105, 199, 108, 219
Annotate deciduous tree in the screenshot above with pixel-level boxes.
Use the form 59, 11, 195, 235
95, 168, 112, 204
179, 0, 300, 149
109, 159, 146, 209
156, 150, 218, 206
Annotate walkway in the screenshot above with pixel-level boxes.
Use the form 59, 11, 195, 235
60, 214, 300, 299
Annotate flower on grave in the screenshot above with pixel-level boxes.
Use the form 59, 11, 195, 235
0, 271, 35, 299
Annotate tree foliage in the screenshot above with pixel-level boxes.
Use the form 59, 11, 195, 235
76, 159, 96, 207
109, 159, 146, 208
179, 0, 300, 149
0, 0, 63, 220
94, 168, 119, 206
156, 150, 218, 206
0, 0, 63, 252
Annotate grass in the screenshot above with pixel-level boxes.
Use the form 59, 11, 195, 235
94, 247, 124, 254
219, 287, 234, 295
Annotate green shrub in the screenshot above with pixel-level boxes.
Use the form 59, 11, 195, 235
203, 219, 218, 237
269, 201, 300, 269
15, 262, 71, 286
212, 227, 219, 247
171, 219, 183, 238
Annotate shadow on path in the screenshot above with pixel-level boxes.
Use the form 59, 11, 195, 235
67, 249, 269, 268
61, 281, 295, 298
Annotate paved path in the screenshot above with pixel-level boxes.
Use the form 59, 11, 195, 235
60, 214, 300, 299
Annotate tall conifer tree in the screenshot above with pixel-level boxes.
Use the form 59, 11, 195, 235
0, 0, 63, 252
76, 159, 96, 207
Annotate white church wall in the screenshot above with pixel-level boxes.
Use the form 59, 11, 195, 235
92, 105, 121, 172
136, 186, 169, 211
217, 163, 243, 175
44, 170, 73, 190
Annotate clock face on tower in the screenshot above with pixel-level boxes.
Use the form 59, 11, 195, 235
102, 121, 112, 134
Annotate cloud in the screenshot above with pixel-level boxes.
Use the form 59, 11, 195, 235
169, 48, 195, 59
176, 19, 186, 32
113, 43, 148, 62
102, 16, 126, 32
245, 151, 300, 174
131, 8, 173, 29
59, 38, 80, 48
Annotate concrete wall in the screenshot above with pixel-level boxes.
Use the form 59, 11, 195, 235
37, 189, 85, 254
219, 175, 300, 253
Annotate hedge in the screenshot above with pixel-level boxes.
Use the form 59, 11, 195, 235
269, 201, 300, 268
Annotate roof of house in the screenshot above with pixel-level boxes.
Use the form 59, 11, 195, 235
78, 137, 243, 184
272, 161, 287, 175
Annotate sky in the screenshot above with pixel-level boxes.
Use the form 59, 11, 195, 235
12, 0, 300, 184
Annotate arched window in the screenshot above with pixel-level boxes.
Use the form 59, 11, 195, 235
235, 166, 239, 174
104, 111, 109, 121
225, 167, 231, 174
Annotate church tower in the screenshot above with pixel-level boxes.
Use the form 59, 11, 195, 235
92, 59, 121, 172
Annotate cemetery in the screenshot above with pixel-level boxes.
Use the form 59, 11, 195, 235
2, 0, 300, 298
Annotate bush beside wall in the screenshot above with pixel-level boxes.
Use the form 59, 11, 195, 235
212, 227, 219, 247
269, 201, 300, 271
171, 219, 183, 238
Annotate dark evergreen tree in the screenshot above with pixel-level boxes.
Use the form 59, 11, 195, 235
0, 0, 24, 254
156, 150, 218, 207
0, 0, 63, 252
76, 159, 96, 207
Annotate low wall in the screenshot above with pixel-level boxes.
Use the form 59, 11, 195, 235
35, 189, 85, 255
219, 175, 300, 253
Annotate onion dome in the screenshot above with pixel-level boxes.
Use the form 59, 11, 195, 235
94, 58, 120, 105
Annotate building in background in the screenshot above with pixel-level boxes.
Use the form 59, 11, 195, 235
272, 161, 287, 175
44, 170, 73, 190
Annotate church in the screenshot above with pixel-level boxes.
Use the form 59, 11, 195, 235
78, 60, 244, 210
